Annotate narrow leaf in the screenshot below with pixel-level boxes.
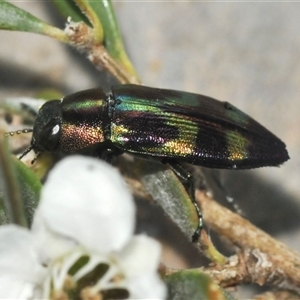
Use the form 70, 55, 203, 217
0, 0, 69, 42
52, 0, 91, 25
74, 0, 103, 43
52, 0, 103, 43
89, 0, 139, 79
0, 135, 27, 227
166, 270, 235, 300
14, 157, 42, 226
136, 159, 198, 241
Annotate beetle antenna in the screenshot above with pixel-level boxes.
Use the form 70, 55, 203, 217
31, 152, 40, 165
5, 129, 33, 137
18, 146, 33, 160
5, 129, 34, 161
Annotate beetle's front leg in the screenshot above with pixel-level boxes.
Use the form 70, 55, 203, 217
98, 145, 124, 164
164, 160, 203, 242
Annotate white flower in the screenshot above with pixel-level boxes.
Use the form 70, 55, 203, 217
32, 155, 136, 261
0, 156, 166, 299
0, 225, 45, 299
116, 235, 167, 299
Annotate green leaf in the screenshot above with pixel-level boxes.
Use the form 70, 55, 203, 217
0, 137, 27, 227
52, 0, 91, 25
89, 0, 139, 78
53, 0, 138, 79
0, 133, 42, 227
0, 0, 69, 42
88, 1, 124, 55
56, 0, 130, 61
0, 152, 42, 227
136, 159, 198, 241
166, 270, 235, 300
14, 157, 42, 226
73, 0, 103, 43
52, 0, 103, 43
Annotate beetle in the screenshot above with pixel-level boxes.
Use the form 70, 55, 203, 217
8, 84, 289, 242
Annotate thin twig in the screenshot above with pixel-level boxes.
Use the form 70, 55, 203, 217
65, 21, 141, 84
196, 190, 300, 292
89, 44, 140, 84
124, 172, 300, 294
252, 290, 300, 300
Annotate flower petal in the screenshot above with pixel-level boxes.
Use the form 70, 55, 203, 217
117, 235, 167, 299
118, 235, 162, 274
32, 156, 135, 258
30, 211, 78, 264
128, 273, 167, 300
0, 225, 45, 298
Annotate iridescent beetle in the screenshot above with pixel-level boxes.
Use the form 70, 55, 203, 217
7, 84, 290, 241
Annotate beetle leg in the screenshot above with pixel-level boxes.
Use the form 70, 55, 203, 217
166, 161, 203, 242
21, 103, 38, 117
99, 149, 115, 163
98, 146, 124, 164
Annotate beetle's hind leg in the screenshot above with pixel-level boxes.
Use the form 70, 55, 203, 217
165, 160, 203, 242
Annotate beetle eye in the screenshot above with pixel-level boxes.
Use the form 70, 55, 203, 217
52, 124, 60, 136
40, 119, 61, 151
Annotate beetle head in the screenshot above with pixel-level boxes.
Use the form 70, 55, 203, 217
31, 100, 62, 153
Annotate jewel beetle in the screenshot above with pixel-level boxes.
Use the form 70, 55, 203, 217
9, 84, 290, 242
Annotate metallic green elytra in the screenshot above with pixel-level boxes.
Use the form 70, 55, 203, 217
112, 85, 289, 169
14, 84, 289, 242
